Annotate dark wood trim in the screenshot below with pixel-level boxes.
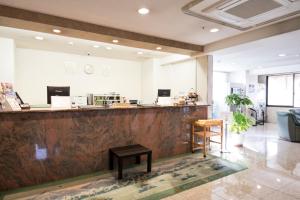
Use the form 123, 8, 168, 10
0, 5, 203, 54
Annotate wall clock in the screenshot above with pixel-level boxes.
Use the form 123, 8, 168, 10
84, 64, 94, 75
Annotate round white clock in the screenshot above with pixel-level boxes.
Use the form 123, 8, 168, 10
84, 64, 94, 75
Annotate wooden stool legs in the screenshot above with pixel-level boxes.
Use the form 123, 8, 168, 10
203, 127, 207, 157
221, 123, 223, 151
191, 124, 195, 153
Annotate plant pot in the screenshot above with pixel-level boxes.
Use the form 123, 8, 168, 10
231, 132, 245, 147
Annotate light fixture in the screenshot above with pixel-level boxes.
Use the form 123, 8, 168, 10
210, 28, 219, 33
112, 39, 119, 43
256, 185, 261, 189
138, 8, 150, 15
156, 47, 162, 50
278, 53, 286, 57
68, 41, 74, 45
106, 46, 112, 50
53, 29, 61, 33
137, 51, 143, 55
93, 45, 100, 48
35, 36, 44, 41
276, 178, 281, 182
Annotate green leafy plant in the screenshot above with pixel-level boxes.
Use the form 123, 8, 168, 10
225, 94, 253, 108
230, 112, 254, 133
225, 94, 254, 134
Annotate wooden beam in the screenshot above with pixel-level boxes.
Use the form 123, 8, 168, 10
0, 5, 203, 55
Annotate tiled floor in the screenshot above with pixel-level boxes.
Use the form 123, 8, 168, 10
163, 123, 300, 200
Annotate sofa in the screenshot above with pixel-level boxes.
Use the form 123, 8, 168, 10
277, 109, 300, 142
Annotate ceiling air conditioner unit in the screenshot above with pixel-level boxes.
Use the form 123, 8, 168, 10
182, 0, 300, 31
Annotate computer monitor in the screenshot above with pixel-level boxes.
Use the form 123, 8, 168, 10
47, 86, 70, 104
158, 89, 171, 97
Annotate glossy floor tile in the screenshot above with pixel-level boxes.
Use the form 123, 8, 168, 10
163, 123, 300, 200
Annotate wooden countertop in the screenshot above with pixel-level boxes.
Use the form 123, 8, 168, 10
0, 104, 210, 114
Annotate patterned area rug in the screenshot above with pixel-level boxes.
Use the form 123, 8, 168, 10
4, 154, 246, 200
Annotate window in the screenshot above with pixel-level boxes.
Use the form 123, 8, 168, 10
295, 74, 300, 108
267, 75, 293, 106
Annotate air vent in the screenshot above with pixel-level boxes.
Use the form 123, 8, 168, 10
182, 0, 300, 31
225, 0, 282, 19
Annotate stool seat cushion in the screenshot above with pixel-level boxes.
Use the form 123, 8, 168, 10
194, 119, 223, 127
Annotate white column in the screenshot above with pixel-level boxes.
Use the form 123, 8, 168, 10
196, 55, 213, 105
0, 38, 15, 83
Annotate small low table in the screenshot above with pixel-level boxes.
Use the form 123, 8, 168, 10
109, 144, 152, 179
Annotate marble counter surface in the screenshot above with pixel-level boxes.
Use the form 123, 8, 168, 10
0, 105, 208, 191
0, 104, 209, 114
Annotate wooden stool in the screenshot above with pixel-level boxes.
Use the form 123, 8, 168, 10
191, 119, 223, 157
109, 144, 152, 179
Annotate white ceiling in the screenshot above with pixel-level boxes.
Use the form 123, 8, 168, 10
0, 26, 174, 61
0, 0, 240, 45
213, 29, 300, 72
1, 25, 300, 72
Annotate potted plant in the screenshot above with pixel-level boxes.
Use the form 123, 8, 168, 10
225, 94, 254, 146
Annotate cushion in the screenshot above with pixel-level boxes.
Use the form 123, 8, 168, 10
289, 109, 300, 125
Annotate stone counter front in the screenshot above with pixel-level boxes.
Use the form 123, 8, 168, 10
0, 105, 208, 191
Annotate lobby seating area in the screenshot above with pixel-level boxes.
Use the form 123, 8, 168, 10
277, 109, 300, 142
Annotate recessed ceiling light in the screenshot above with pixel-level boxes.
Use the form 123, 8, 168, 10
68, 41, 74, 45
138, 8, 150, 15
137, 51, 143, 55
53, 29, 61, 33
278, 53, 286, 57
210, 28, 219, 33
35, 36, 44, 40
112, 39, 119, 43
156, 47, 162, 50
276, 178, 281, 182
106, 46, 112, 50
256, 185, 261, 189
93, 45, 100, 48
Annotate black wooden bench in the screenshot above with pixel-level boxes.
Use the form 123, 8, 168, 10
109, 144, 152, 179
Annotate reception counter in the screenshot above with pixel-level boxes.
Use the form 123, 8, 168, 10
0, 105, 208, 191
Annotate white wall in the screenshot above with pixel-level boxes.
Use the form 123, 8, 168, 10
141, 59, 156, 104
141, 58, 197, 103
15, 48, 142, 104
0, 38, 15, 83
156, 59, 197, 97
228, 70, 247, 84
